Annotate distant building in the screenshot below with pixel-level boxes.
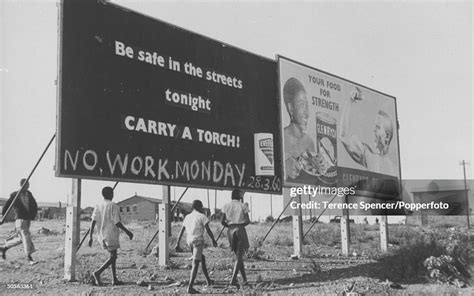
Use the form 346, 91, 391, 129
81, 206, 94, 221
117, 194, 210, 222
1, 199, 66, 221
118, 195, 161, 221
404, 180, 473, 227
0, 198, 7, 219
37, 201, 65, 220
0, 197, 14, 222
0, 198, 7, 213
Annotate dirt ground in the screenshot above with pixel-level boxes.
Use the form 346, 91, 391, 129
0, 219, 472, 295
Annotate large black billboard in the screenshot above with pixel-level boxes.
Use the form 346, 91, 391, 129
56, 0, 282, 193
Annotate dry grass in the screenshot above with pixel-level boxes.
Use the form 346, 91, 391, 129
0, 217, 472, 294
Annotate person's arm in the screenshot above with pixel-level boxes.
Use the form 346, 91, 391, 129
221, 213, 229, 228
111, 203, 132, 239
339, 89, 368, 167
88, 220, 96, 247
116, 222, 133, 240
174, 225, 185, 252
243, 212, 250, 227
205, 223, 217, 247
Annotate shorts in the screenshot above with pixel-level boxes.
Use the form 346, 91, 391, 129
189, 241, 204, 261
227, 224, 249, 253
101, 239, 119, 251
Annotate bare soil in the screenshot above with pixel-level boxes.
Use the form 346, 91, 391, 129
0, 219, 472, 295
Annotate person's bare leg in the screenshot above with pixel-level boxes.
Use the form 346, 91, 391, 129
230, 252, 240, 287
201, 255, 213, 285
237, 248, 247, 284
93, 251, 115, 286
188, 260, 200, 294
110, 250, 123, 285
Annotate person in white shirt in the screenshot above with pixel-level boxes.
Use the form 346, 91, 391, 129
175, 200, 217, 294
88, 187, 133, 286
221, 189, 250, 289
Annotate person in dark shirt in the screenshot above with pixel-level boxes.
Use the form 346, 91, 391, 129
0, 178, 38, 264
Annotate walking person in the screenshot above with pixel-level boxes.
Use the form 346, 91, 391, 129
88, 186, 133, 286
175, 200, 217, 294
0, 178, 38, 265
221, 188, 250, 289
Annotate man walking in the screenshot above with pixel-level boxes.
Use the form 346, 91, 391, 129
0, 178, 38, 265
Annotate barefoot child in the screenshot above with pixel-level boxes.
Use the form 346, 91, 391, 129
221, 188, 250, 289
88, 186, 133, 286
175, 200, 217, 294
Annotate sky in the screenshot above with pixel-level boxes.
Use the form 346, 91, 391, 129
0, 0, 472, 222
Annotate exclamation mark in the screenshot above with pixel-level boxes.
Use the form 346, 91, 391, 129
236, 136, 240, 148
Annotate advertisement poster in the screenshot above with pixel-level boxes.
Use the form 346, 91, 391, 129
279, 56, 400, 198
56, 1, 282, 193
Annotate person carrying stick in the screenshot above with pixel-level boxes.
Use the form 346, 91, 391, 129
0, 178, 38, 265
88, 186, 133, 286
175, 200, 217, 294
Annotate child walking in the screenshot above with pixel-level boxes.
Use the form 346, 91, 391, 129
88, 186, 133, 286
175, 200, 217, 294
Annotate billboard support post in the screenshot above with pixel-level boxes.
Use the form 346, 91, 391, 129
460, 160, 471, 229
64, 178, 81, 281
292, 195, 303, 257
159, 185, 170, 266
340, 195, 350, 256
380, 215, 388, 252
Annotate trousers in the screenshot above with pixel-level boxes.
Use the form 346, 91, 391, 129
4, 219, 36, 256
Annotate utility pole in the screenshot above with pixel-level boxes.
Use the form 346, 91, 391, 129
459, 160, 471, 229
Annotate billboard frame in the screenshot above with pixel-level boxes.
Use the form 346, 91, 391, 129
276, 54, 402, 198
55, 0, 282, 194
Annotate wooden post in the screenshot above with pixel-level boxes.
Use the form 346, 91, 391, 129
340, 195, 350, 256
64, 179, 81, 281
270, 194, 273, 217
214, 190, 217, 217
380, 215, 388, 252
292, 194, 303, 257
250, 195, 253, 221
207, 189, 210, 217
159, 185, 170, 266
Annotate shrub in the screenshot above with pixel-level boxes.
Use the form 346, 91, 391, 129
377, 228, 473, 284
